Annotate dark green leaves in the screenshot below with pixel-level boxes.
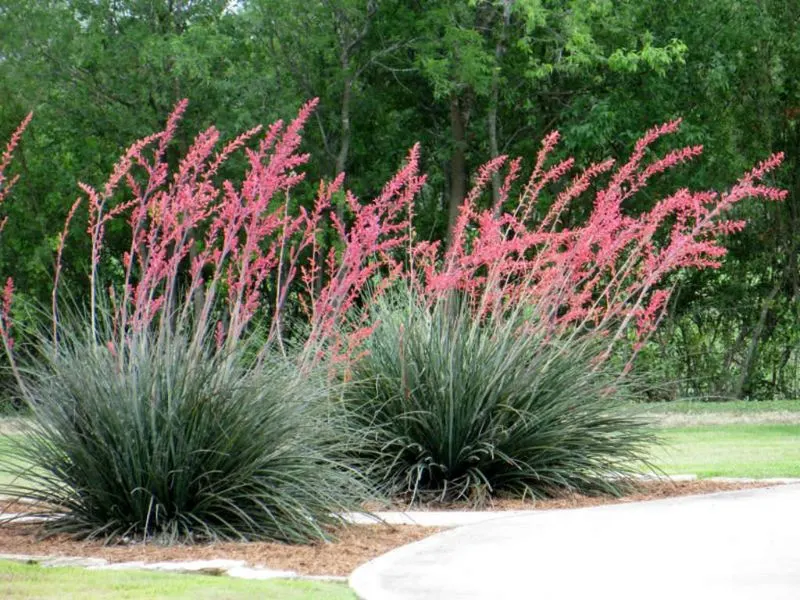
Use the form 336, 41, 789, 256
2, 325, 366, 543
343, 292, 656, 502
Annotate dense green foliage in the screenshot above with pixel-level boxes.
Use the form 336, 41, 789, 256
2, 326, 364, 542
0, 0, 798, 400
344, 294, 655, 502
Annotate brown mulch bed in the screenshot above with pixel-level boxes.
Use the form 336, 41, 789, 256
367, 479, 775, 512
0, 522, 436, 577
0, 479, 778, 577
0, 500, 46, 515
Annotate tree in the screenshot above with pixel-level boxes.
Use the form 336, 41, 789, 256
0, 0, 272, 300
408, 0, 686, 242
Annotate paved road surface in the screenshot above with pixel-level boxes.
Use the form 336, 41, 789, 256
351, 484, 800, 600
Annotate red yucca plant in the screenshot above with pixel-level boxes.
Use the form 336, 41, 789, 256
6, 101, 780, 366
0, 107, 784, 516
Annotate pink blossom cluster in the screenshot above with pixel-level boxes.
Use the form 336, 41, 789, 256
423, 119, 786, 352
56, 100, 420, 362
34, 101, 785, 363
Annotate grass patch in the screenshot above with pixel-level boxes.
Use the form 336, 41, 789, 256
637, 400, 800, 416
0, 418, 29, 435
0, 434, 26, 489
0, 560, 355, 599
653, 424, 800, 478
0, 434, 17, 455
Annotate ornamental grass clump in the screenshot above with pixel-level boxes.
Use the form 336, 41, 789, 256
3, 322, 362, 543
344, 293, 656, 503
0, 101, 787, 523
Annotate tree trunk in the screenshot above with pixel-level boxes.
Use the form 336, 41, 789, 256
447, 94, 468, 246
318, 55, 354, 295
335, 75, 352, 177
488, 0, 513, 209
487, 83, 501, 209
733, 279, 781, 399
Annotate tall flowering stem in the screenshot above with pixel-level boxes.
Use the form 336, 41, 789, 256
61, 100, 419, 366
427, 120, 785, 358
53, 103, 784, 370
301, 144, 425, 363
0, 114, 32, 387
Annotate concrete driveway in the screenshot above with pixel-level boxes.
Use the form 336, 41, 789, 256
350, 484, 800, 600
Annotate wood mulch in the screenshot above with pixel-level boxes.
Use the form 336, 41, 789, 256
0, 522, 436, 577
0, 479, 778, 577
0, 500, 44, 515
367, 479, 774, 512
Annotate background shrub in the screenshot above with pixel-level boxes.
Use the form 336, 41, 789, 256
2, 323, 365, 543
343, 293, 657, 503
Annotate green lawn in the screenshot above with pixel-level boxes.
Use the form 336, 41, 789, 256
0, 434, 38, 491
0, 420, 797, 599
0, 434, 24, 489
0, 560, 356, 600
637, 399, 800, 416
652, 424, 800, 478
0, 433, 18, 453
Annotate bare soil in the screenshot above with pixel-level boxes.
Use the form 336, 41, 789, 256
0, 479, 777, 577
